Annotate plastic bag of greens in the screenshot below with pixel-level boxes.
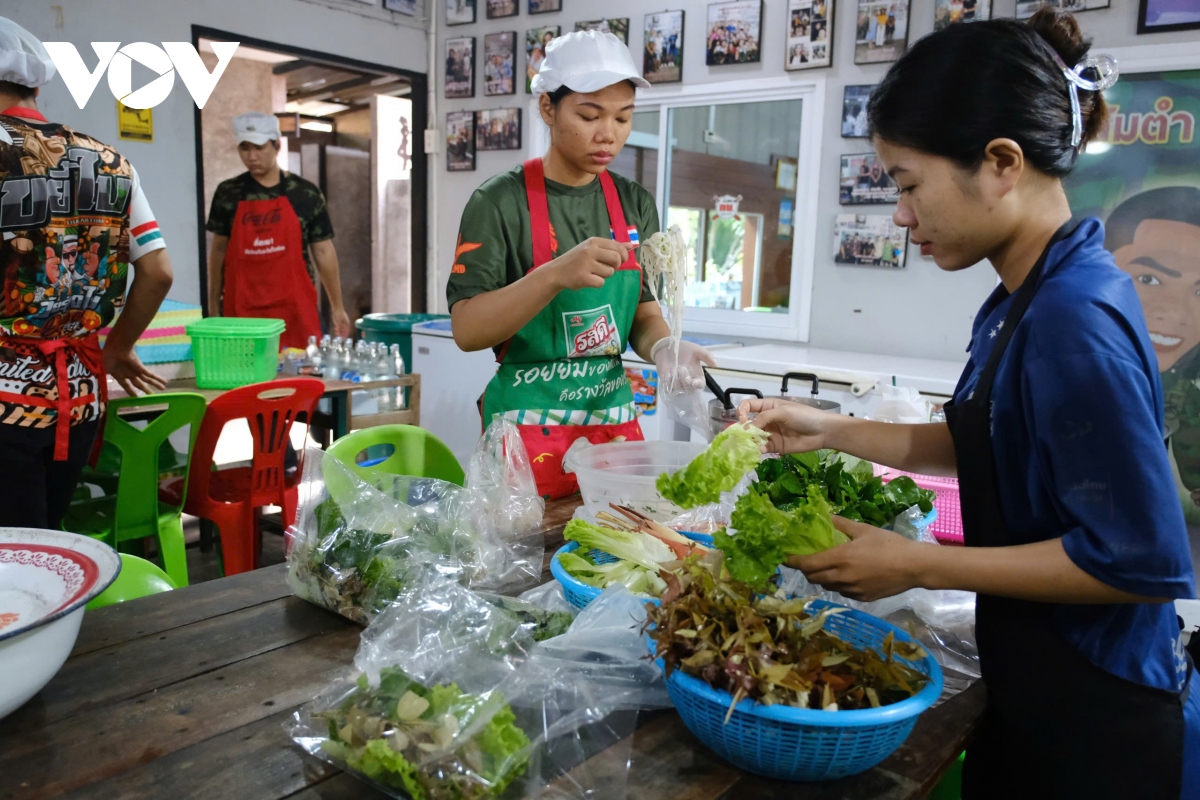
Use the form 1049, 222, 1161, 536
289, 579, 664, 799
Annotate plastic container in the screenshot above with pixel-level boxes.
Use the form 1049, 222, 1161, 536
551, 531, 711, 610
876, 467, 963, 545
186, 317, 285, 389
563, 440, 706, 522
356, 313, 448, 375
657, 599, 944, 781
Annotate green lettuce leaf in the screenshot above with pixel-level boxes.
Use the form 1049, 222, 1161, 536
562, 519, 674, 569
656, 424, 770, 509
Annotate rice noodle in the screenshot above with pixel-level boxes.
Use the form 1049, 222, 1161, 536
641, 225, 688, 361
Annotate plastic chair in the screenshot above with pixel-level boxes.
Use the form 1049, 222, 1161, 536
64, 392, 207, 588
86, 553, 177, 610
176, 378, 324, 576
326, 424, 465, 486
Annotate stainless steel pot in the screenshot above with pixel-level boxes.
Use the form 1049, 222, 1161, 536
779, 372, 842, 414
708, 388, 763, 438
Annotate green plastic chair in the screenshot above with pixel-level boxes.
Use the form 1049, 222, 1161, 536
64, 392, 208, 588
327, 425, 465, 487
86, 553, 177, 610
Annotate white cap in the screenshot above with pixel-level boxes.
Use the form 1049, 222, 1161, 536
232, 111, 281, 145
530, 30, 650, 96
0, 17, 55, 88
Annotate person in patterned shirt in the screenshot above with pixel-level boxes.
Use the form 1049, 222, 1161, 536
0, 17, 174, 528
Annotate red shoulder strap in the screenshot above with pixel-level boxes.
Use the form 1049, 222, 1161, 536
523, 158, 555, 269
599, 170, 638, 270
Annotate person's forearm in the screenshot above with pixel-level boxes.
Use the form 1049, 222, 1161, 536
629, 301, 671, 362
108, 249, 173, 352
207, 241, 226, 314
824, 416, 957, 476
312, 244, 346, 311
451, 268, 561, 351
917, 537, 1168, 604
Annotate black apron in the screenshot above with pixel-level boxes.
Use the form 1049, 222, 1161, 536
944, 223, 1192, 800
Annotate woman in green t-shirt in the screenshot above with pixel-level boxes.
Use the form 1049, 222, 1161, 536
446, 31, 716, 498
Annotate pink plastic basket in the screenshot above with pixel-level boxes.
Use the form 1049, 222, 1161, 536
874, 466, 963, 545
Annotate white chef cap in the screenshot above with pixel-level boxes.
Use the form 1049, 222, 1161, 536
233, 111, 281, 145
0, 17, 56, 88
531, 30, 650, 96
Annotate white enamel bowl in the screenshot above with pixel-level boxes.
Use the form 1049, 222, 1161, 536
0, 529, 121, 719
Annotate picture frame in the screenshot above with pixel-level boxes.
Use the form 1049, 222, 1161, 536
446, 111, 476, 172
933, 0, 990, 32
484, 32, 518, 96
525, 26, 560, 93
839, 153, 899, 205
706, 1, 764, 66
446, 0, 476, 26
644, 11, 685, 84
841, 84, 876, 138
785, 0, 834, 71
853, 0, 910, 65
834, 213, 908, 268
1137, 0, 1200, 33
475, 108, 523, 150
383, 0, 417, 14
529, 0, 561, 14
775, 157, 798, 192
486, 0, 518, 19
576, 19, 632, 44
445, 36, 476, 100
1016, 0, 1110, 19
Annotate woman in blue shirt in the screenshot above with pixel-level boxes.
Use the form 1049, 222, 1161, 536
742, 9, 1197, 799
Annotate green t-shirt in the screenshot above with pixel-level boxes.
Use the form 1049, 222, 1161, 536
446, 165, 659, 310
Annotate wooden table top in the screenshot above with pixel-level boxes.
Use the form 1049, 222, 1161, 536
0, 497, 984, 800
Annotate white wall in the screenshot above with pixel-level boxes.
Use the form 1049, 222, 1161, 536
432, 0, 1200, 362
4, 0, 427, 308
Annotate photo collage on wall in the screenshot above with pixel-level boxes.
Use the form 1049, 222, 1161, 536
834, 214, 908, 269
445, 36, 475, 99
706, 1, 764, 66
484, 31, 517, 96
644, 11, 685, 84
840, 154, 898, 204
576, 19, 631, 43
786, 0, 833, 70
933, 0, 990, 32
446, 110, 476, 171
476, 108, 522, 151
841, 84, 875, 137
853, 0, 909, 64
1016, 0, 1109, 19
525, 25, 560, 93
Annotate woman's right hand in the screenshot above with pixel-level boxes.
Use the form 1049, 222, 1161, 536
738, 397, 833, 455
547, 238, 637, 291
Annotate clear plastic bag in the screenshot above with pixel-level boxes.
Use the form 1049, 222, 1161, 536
289, 579, 666, 799
286, 419, 544, 624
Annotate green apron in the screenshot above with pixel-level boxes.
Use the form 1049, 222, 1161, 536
482, 158, 645, 498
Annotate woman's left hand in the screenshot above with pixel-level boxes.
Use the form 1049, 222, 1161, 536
787, 517, 930, 602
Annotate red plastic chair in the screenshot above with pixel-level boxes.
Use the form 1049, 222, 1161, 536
175, 378, 324, 576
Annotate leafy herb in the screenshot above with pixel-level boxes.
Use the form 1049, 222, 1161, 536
557, 518, 673, 596
478, 594, 574, 643
656, 424, 770, 509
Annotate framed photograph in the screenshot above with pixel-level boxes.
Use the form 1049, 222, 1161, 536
525, 26, 560, 93
841, 84, 875, 137
644, 11, 685, 84
1016, 0, 1109, 19
786, 0, 834, 71
854, 0, 909, 64
576, 19, 631, 44
706, 1, 764, 66
775, 157, 798, 192
476, 108, 523, 150
446, 0, 476, 26
445, 36, 475, 99
1138, 0, 1200, 33
834, 213, 908, 268
486, 0, 518, 19
529, 0, 561, 14
934, 0, 989, 32
484, 32, 517, 96
384, 0, 417, 14
840, 153, 898, 204
446, 111, 476, 172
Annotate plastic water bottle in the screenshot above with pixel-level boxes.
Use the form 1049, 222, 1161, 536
373, 345, 397, 411
319, 335, 332, 363
390, 343, 407, 410
338, 341, 357, 381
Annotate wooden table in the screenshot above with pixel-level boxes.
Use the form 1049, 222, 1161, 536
0, 498, 985, 800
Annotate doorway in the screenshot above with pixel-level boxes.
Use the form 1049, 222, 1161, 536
191, 26, 428, 325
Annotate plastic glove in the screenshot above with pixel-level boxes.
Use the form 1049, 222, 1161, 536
650, 338, 717, 391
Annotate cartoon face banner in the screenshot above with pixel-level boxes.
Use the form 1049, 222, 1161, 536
1064, 68, 1200, 520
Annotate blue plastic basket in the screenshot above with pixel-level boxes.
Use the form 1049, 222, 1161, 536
550, 531, 710, 610
655, 599, 943, 781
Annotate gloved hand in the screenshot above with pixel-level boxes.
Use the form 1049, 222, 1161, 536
651, 337, 717, 391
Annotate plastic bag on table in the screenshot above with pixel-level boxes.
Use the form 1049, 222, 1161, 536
662, 472, 755, 534
518, 580, 577, 616
658, 360, 713, 443
289, 579, 664, 800
892, 503, 939, 544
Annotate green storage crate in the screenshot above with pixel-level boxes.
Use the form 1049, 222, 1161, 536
186, 317, 284, 389
356, 313, 448, 374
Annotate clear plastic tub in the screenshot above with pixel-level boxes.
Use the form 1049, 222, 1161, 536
563, 439, 705, 521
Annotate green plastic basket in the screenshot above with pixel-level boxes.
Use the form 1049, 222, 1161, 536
186, 317, 285, 389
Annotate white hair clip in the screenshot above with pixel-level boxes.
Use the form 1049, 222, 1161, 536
1047, 49, 1120, 148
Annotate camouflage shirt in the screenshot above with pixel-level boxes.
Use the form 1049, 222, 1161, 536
206, 171, 334, 280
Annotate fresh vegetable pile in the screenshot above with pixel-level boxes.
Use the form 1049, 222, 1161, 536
656, 424, 769, 509
317, 667, 530, 800
478, 594, 573, 643
647, 555, 930, 714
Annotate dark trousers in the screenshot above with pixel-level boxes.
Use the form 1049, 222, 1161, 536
0, 421, 100, 530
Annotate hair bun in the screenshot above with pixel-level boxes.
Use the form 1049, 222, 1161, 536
1027, 6, 1090, 66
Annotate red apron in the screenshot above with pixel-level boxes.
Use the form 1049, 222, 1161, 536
0, 336, 106, 460
224, 196, 322, 350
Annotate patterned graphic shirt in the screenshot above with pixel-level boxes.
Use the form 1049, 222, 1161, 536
0, 112, 166, 429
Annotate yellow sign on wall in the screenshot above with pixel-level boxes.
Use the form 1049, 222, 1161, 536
116, 101, 153, 142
